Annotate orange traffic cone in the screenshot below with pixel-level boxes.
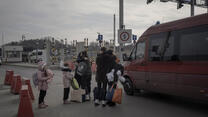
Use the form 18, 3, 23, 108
10, 75, 17, 93
13, 75, 22, 94
4, 70, 14, 85
23, 78, 35, 100
17, 85, 34, 117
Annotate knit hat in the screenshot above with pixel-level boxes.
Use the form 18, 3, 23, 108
38, 61, 46, 70
61, 62, 71, 72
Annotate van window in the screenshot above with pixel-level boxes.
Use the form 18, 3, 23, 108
149, 33, 167, 61
163, 33, 177, 61
179, 25, 208, 61
136, 41, 145, 60
129, 46, 136, 60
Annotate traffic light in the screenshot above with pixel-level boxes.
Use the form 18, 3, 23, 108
64, 48, 67, 55
147, 0, 153, 4
177, 0, 184, 9
43, 40, 47, 49
52, 37, 55, 47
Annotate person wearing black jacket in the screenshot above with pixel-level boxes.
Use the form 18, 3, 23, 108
105, 50, 125, 106
95, 47, 116, 106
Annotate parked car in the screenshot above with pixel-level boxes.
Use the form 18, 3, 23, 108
122, 13, 208, 102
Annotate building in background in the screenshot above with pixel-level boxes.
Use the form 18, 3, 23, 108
3, 46, 23, 62
76, 42, 85, 55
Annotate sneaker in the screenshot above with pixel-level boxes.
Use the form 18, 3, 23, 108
102, 100, 106, 107
85, 95, 90, 101
43, 102, 48, 107
63, 100, 71, 104
94, 99, 100, 106
38, 103, 47, 109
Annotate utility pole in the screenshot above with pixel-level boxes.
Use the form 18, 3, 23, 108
2, 32, 4, 60
191, 0, 195, 16
36, 41, 38, 63
119, 0, 124, 62
113, 14, 116, 53
207, 0, 208, 13
119, 0, 124, 29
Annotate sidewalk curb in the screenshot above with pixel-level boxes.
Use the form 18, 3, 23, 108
5, 64, 38, 68
4, 64, 61, 70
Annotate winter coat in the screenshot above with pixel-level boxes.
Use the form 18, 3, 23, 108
62, 71, 73, 88
37, 69, 53, 91
96, 53, 113, 83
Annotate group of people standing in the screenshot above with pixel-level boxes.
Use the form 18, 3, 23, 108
36, 47, 124, 109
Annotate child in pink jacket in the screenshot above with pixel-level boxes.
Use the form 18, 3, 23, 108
61, 62, 73, 104
37, 61, 53, 109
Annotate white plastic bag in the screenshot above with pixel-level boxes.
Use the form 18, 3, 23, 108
106, 69, 115, 82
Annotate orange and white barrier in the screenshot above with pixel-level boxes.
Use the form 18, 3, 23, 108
4, 70, 14, 85
17, 85, 34, 117
10, 74, 17, 93
22, 78, 35, 101
12, 75, 22, 94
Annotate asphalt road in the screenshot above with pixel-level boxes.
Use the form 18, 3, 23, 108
0, 65, 208, 117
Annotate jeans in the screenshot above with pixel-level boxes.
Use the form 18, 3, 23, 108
79, 74, 91, 95
39, 90, 46, 104
97, 81, 107, 101
63, 87, 70, 101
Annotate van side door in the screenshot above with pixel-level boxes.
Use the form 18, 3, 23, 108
134, 41, 147, 90
147, 32, 179, 94
127, 40, 147, 90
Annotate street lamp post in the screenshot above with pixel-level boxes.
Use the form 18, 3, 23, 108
36, 41, 39, 63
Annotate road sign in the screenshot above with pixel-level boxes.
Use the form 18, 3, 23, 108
98, 35, 103, 41
50, 48, 58, 56
132, 35, 137, 41
118, 29, 132, 44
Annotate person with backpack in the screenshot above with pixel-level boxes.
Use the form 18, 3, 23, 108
76, 51, 92, 101
37, 61, 53, 109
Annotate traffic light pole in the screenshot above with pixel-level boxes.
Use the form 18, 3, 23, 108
119, 0, 124, 63
191, 0, 195, 16
113, 14, 116, 53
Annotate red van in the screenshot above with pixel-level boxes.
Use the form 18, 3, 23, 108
122, 13, 208, 101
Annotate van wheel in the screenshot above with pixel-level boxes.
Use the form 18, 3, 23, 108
123, 78, 134, 95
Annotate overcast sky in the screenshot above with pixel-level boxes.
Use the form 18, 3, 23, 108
0, 0, 207, 45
